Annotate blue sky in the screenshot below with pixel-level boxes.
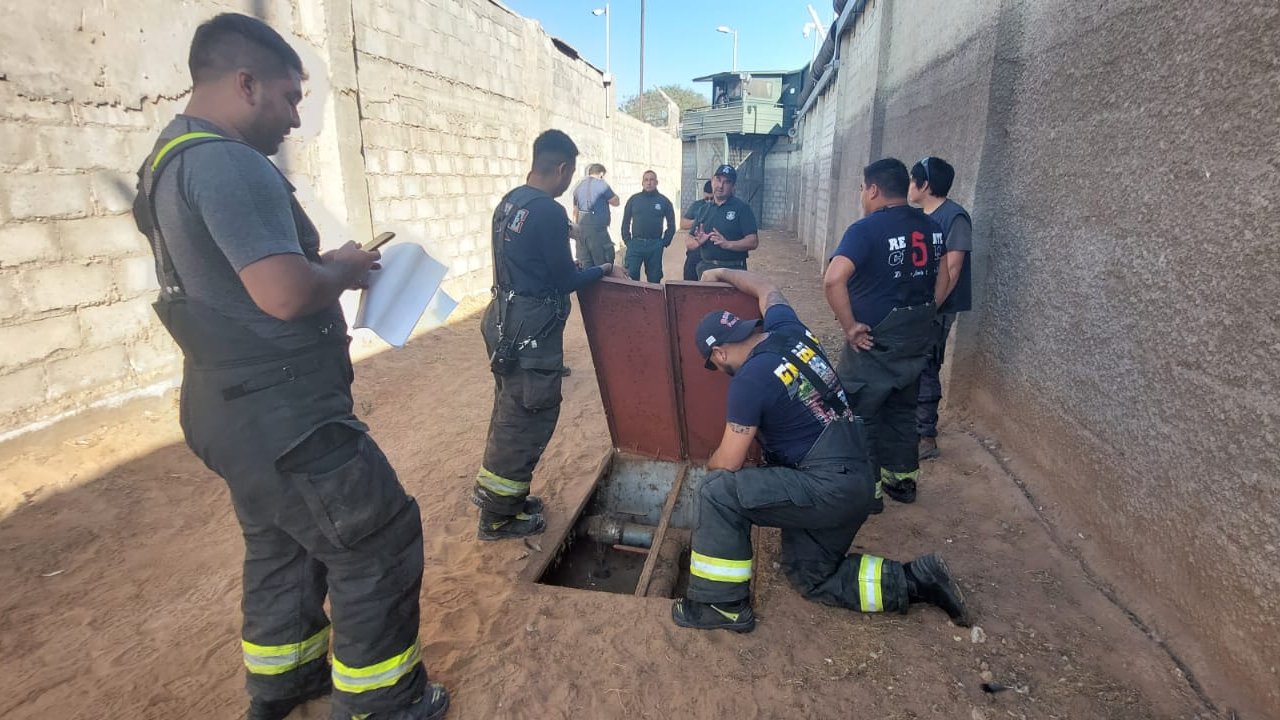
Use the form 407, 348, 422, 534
500, 0, 831, 102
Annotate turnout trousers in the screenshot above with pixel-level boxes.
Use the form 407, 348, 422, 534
474, 296, 567, 514
575, 225, 615, 267
916, 312, 955, 438
837, 304, 936, 492
181, 342, 428, 719
624, 237, 665, 283
685, 419, 910, 612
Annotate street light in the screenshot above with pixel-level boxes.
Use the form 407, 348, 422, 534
592, 5, 611, 82
716, 25, 738, 71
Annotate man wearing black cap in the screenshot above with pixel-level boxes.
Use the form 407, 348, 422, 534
688, 164, 759, 278
680, 180, 714, 281
670, 268, 969, 633
822, 158, 952, 510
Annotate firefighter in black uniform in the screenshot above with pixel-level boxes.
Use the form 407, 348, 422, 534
670, 269, 968, 632
472, 130, 627, 540
131, 14, 447, 720
688, 164, 760, 277
823, 159, 952, 509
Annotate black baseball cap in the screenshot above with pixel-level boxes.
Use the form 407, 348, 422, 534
695, 310, 760, 369
714, 164, 737, 182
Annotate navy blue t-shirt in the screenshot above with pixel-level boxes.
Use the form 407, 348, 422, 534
497, 186, 604, 297
832, 204, 945, 327
725, 305, 850, 467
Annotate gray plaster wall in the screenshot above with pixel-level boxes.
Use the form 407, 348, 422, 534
781, 0, 1280, 715
0, 0, 680, 441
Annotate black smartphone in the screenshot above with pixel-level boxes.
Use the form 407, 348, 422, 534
363, 231, 395, 252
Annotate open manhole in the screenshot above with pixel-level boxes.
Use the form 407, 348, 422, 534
538, 454, 703, 598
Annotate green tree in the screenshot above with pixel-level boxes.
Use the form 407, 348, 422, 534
621, 84, 709, 127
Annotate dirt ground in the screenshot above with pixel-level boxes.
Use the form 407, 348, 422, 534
0, 231, 1221, 719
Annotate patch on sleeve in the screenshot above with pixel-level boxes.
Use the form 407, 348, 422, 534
508, 208, 529, 232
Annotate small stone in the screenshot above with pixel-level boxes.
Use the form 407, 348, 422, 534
970, 626, 987, 644
772, 561, 781, 570
980, 670, 994, 682
953, 635, 963, 642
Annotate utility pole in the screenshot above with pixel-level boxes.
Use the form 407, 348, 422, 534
639, 0, 646, 101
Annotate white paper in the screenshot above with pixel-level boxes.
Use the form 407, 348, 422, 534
354, 243, 454, 347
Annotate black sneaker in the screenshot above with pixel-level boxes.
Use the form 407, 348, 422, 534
919, 436, 940, 460
245, 676, 330, 720
559, 366, 572, 378
905, 553, 970, 626
671, 598, 756, 633
477, 511, 546, 541
882, 478, 917, 504
353, 682, 450, 720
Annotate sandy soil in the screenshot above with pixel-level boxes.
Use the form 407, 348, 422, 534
0, 232, 1220, 719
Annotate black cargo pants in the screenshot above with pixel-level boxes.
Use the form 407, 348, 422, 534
474, 296, 567, 514
916, 312, 955, 438
685, 419, 909, 612
181, 345, 428, 718
838, 304, 936, 491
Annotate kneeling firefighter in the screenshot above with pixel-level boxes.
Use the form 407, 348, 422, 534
671, 269, 971, 633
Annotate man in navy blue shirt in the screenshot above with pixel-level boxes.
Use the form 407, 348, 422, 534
823, 158, 952, 510
620, 169, 675, 282
671, 269, 968, 633
474, 132, 626, 541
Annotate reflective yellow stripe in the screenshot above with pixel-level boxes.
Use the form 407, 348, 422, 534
689, 550, 752, 583
880, 467, 919, 483
242, 625, 330, 676
332, 642, 421, 694
857, 555, 884, 612
476, 467, 529, 497
150, 131, 225, 171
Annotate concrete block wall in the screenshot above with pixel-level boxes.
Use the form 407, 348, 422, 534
0, 0, 680, 440
777, 0, 1280, 715
351, 0, 679, 299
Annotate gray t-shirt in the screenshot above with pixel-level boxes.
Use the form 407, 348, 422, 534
572, 176, 616, 228
149, 115, 331, 349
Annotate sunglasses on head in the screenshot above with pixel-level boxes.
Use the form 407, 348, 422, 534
918, 157, 932, 185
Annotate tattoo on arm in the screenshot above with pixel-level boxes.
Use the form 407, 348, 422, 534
763, 289, 788, 310
728, 422, 754, 435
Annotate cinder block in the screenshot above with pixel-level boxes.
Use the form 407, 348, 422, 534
116, 255, 160, 298
41, 125, 142, 171
0, 314, 82, 370
2, 173, 94, 221
44, 344, 132, 399
58, 215, 147, 259
127, 330, 181, 375
78, 296, 156, 347
0, 273, 21, 320
90, 171, 138, 214
0, 222, 60, 267
0, 128, 40, 169
20, 262, 116, 312
0, 364, 47, 418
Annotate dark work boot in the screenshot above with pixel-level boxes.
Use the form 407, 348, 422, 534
905, 553, 970, 626
881, 477, 917, 504
919, 436, 940, 460
470, 489, 543, 516
477, 510, 546, 541
246, 670, 330, 720
355, 682, 450, 720
671, 598, 756, 633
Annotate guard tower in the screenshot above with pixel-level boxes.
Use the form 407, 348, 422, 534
680, 69, 805, 226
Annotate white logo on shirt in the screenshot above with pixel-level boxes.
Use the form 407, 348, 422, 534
654, 203, 662, 211
726, 211, 736, 221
